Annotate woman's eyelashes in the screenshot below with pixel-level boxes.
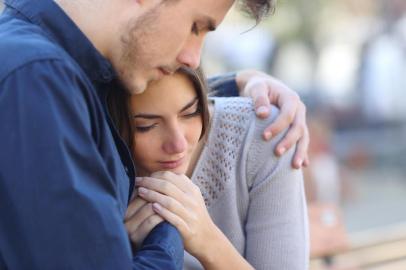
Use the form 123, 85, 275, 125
135, 123, 157, 133
134, 102, 201, 133
134, 108, 200, 133
183, 107, 201, 118
182, 100, 201, 118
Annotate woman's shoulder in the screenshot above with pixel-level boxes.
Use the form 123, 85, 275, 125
195, 97, 293, 204
210, 97, 282, 140
210, 97, 256, 122
210, 97, 293, 187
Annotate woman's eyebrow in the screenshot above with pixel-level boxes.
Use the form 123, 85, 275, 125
133, 113, 161, 119
133, 97, 198, 119
179, 97, 198, 113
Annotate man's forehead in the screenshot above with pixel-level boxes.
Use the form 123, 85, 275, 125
180, 0, 234, 22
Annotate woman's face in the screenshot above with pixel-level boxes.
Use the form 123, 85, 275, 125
129, 73, 203, 176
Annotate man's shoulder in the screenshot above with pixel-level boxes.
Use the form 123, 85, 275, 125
0, 17, 70, 81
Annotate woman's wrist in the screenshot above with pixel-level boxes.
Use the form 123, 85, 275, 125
192, 223, 254, 270
194, 225, 224, 267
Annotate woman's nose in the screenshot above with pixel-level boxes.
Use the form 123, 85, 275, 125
162, 129, 187, 155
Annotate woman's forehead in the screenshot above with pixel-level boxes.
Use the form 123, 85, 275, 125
131, 73, 196, 112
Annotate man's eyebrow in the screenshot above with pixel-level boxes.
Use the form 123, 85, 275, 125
180, 97, 198, 113
201, 16, 217, 31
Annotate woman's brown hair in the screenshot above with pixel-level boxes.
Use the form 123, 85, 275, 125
107, 66, 210, 155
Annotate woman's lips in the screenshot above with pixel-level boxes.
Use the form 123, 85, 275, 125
158, 157, 184, 170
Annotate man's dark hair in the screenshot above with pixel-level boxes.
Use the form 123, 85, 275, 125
239, 0, 276, 23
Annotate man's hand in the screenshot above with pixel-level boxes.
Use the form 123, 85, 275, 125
236, 69, 309, 169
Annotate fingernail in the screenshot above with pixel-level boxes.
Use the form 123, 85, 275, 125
263, 131, 272, 140
295, 159, 302, 169
278, 147, 286, 155
257, 106, 269, 115
152, 203, 162, 211
138, 187, 147, 196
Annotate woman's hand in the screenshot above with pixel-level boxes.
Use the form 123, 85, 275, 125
135, 171, 219, 261
124, 196, 164, 251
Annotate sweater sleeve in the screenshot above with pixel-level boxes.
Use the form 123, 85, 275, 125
244, 106, 309, 270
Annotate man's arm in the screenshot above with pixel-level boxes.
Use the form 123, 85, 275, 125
208, 69, 309, 169
0, 60, 182, 269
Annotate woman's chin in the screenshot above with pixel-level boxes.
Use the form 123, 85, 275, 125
168, 167, 188, 175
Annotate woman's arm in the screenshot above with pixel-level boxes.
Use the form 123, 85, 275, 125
133, 171, 255, 270
244, 105, 309, 269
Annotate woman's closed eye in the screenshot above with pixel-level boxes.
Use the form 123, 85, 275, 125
135, 123, 157, 133
183, 107, 201, 118
182, 100, 201, 118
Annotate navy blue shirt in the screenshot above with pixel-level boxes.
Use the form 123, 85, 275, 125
0, 0, 185, 269
0, 0, 239, 269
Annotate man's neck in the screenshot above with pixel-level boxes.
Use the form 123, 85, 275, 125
54, 0, 110, 58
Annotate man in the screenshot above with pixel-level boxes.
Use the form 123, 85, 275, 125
0, 0, 308, 269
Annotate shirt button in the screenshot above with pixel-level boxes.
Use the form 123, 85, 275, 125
124, 167, 129, 173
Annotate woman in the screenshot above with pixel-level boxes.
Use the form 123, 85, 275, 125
108, 67, 309, 269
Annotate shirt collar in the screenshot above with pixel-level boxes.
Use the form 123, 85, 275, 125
5, 0, 115, 83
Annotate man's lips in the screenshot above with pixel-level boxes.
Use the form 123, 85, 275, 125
158, 157, 184, 169
158, 67, 176, 76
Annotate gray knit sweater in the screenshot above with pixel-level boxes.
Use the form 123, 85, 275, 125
185, 97, 309, 270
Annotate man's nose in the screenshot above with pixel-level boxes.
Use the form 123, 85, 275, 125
176, 36, 203, 69
162, 128, 187, 155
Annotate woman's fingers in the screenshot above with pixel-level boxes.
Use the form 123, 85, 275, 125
125, 202, 155, 234
151, 171, 194, 193
137, 186, 192, 222
125, 197, 148, 221
129, 213, 164, 249
136, 171, 196, 202
136, 173, 215, 257
152, 203, 189, 238
136, 177, 185, 205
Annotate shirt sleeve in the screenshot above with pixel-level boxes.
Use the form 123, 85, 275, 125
244, 106, 309, 270
207, 72, 239, 97
0, 60, 183, 270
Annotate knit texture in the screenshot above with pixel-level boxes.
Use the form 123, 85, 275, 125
184, 97, 309, 270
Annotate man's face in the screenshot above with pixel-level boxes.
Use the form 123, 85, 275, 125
111, 0, 234, 94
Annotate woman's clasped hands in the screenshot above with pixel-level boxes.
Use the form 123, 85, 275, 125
125, 171, 219, 260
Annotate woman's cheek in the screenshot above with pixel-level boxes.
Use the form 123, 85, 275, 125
133, 137, 158, 176
189, 119, 203, 143
133, 134, 152, 160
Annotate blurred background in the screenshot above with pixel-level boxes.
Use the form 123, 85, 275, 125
202, 0, 406, 269
1, 1, 405, 269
